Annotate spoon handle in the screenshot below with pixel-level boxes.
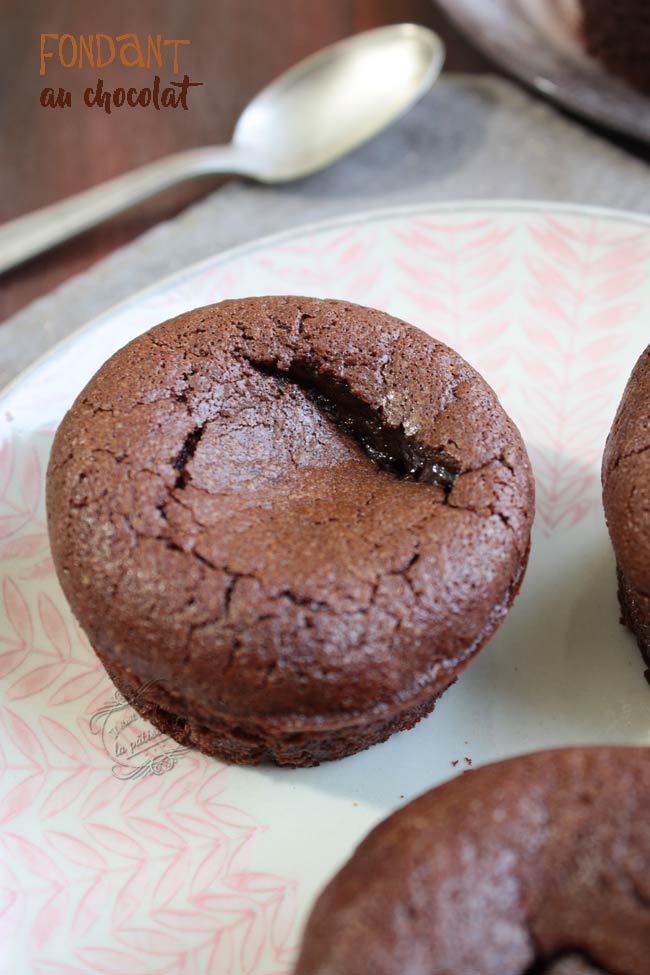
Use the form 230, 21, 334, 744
0, 144, 242, 275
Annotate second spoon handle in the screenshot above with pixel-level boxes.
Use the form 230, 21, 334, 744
0, 144, 242, 276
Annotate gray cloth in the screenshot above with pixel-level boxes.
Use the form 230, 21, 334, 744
2, 74, 649, 389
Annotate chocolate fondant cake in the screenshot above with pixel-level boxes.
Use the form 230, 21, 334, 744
603, 344, 650, 673
46, 296, 534, 767
581, 1, 650, 94
295, 747, 650, 974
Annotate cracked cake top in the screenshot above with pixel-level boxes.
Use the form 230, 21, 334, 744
46, 296, 534, 730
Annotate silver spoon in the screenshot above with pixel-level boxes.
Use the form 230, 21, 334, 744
0, 23, 444, 276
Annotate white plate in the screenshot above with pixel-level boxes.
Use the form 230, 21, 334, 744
2, 201, 650, 975
435, 0, 650, 143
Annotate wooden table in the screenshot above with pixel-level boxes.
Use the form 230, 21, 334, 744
0, 0, 644, 324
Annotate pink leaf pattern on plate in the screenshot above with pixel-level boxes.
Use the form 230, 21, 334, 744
0, 436, 15, 500
519, 216, 645, 531
19, 446, 41, 515
49, 667, 104, 706
75, 947, 153, 974
0, 513, 27, 542
32, 884, 67, 949
39, 768, 93, 820
44, 831, 109, 871
72, 873, 111, 938
3, 706, 46, 766
127, 817, 186, 851
1, 833, 60, 880
151, 850, 192, 912
40, 716, 90, 764
118, 773, 169, 815
0, 645, 29, 679
112, 863, 156, 930
33, 964, 89, 975
38, 593, 71, 659
190, 845, 230, 900
0, 532, 48, 561
18, 555, 55, 580
2, 206, 650, 973
7, 661, 67, 700
0, 771, 45, 825
4, 576, 33, 647
79, 775, 124, 820
85, 823, 147, 861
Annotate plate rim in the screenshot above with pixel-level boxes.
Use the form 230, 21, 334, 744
3, 197, 650, 411
3, 194, 650, 972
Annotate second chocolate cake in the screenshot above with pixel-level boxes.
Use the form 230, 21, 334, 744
47, 296, 534, 766
603, 344, 650, 676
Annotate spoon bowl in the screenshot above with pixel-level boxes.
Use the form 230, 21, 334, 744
0, 24, 444, 273
233, 24, 445, 181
